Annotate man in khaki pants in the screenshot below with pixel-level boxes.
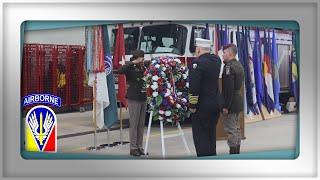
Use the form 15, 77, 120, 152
118, 50, 147, 156
221, 44, 245, 154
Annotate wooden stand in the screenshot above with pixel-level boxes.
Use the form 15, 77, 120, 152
144, 111, 191, 158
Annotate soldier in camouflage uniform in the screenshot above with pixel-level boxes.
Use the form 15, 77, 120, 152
221, 44, 245, 154
189, 38, 222, 157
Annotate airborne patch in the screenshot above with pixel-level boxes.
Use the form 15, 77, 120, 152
25, 105, 57, 152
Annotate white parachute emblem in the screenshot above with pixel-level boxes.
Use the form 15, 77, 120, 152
28, 111, 53, 145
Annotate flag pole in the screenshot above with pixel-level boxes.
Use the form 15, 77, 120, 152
93, 74, 98, 149
106, 127, 110, 147
119, 102, 123, 145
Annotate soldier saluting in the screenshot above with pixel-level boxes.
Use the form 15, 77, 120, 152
221, 44, 245, 154
189, 38, 222, 157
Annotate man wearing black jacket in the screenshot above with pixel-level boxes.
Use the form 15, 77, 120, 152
221, 44, 245, 154
189, 38, 222, 157
118, 50, 147, 157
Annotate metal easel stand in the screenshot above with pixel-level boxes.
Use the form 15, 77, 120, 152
144, 111, 191, 158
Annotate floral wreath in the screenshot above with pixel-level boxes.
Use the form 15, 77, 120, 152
143, 56, 191, 123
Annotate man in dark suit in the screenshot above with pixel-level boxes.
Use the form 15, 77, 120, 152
189, 38, 222, 157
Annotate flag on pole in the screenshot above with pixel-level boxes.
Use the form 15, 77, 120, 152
253, 28, 264, 113
271, 30, 281, 112
246, 28, 259, 115
235, 27, 248, 115
218, 24, 228, 78
85, 26, 106, 73
214, 24, 220, 54
202, 23, 210, 40
263, 29, 275, 113
85, 25, 108, 129
290, 31, 299, 107
85, 26, 93, 72
223, 25, 228, 46
222, 25, 228, 46
102, 25, 119, 128
241, 27, 255, 115
236, 26, 245, 66
232, 28, 239, 60
260, 32, 267, 108
219, 24, 223, 49
113, 24, 128, 107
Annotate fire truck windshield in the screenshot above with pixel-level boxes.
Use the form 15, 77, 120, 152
111, 27, 140, 55
139, 24, 187, 55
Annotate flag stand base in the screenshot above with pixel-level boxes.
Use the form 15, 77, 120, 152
99, 141, 130, 148
87, 146, 103, 151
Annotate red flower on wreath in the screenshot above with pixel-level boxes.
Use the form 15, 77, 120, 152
177, 81, 186, 89
158, 86, 164, 93
157, 78, 163, 84
146, 88, 152, 96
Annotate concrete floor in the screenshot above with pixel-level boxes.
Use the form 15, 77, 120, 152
56, 110, 297, 158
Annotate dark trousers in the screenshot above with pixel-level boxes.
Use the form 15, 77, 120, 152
192, 111, 220, 157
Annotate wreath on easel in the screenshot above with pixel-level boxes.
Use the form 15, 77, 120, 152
143, 56, 191, 123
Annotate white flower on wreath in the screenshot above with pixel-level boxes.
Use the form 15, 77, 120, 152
155, 64, 160, 68
164, 89, 171, 97
167, 83, 171, 88
177, 92, 183, 96
159, 110, 164, 115
152, 81, 158, 85
165, 111, 171, 116
162, 67, 166, 71
182, 98, 187, 103
152, 92, 158, 97
182, 74, 187, 79
152, 75, 159, 81
166, 119, 173, 122
161, 71, 166, 77
174, 58, 181, 64
151, 84, 158, 90
186, 82, 189, 88
176, 104, 181, 109
146, 84, 150, 88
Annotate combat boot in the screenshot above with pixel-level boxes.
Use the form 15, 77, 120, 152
236, 145, 240, 154
229, 146, 237, 154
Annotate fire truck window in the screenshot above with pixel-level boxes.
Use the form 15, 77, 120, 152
111, 27, 140, 55
140, 24, 187, 55
189, 26, 206, 53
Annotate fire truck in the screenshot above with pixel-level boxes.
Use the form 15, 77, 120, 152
108, 21, 213, 66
